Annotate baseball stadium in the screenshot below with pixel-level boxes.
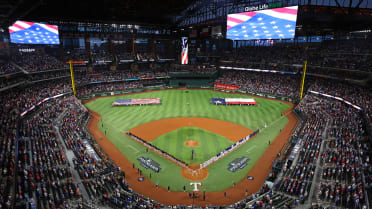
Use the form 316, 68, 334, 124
0, 0, 371, 209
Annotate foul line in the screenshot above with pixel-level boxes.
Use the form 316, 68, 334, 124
127, 145, 140, 153
259, 111, 291, 134
246, 145, 257, 153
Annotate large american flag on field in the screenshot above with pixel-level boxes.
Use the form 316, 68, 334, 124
227, 6, 298, 40
112, 98, 161, 106
9, 20, 60, 45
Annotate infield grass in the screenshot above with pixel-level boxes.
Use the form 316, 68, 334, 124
151, 127, 234, 164
84, 89, 291, 192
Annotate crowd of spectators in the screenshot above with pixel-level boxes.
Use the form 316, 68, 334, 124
77, 81, 144, 97
308, 79, 372, 128
85, 70, 168, 83
316, 98, 369, 208
0, 91, 17, 208
231, 183, 301, 209
272, 94, 327, 204
0, 63, 19, 75
219, 39, 372, 73
13, 51, 67, 72
308, 39, 372, 72
16, 97, 81, 209
215, 71, 300, 99
171, 64, 217, 75
289, 94, 370, 209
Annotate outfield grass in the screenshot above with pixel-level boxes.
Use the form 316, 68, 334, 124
84, 89, 290, 192
151, 127, 234, 164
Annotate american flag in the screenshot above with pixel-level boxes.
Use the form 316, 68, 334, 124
227, 6, 298, 40
112, 98, 161, 106
181, 37, 188, 65
9, 20, 60, 45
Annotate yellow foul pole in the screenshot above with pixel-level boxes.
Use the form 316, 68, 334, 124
69, 60, 76, 96
300, 60, 307, 100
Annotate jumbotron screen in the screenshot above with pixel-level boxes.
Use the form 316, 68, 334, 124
226, 6, 298, 40
9, 20, 60, 45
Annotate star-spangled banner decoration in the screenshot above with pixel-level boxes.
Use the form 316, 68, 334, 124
9, 20, 60, 45
227, 6, 298, 40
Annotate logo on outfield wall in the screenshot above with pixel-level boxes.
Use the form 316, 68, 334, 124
228, 157, 250, 172
137, 157, 161, 172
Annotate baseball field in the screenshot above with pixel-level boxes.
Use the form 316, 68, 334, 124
84, 89, 297, 205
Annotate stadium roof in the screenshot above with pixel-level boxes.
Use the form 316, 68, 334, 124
1, 0, 371, 37
0, 0, 194, 27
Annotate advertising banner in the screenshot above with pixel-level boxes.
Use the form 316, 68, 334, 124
214, 83, 240, 91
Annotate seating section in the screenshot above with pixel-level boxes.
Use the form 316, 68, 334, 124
220, 39, 372, 73
0, 63, 19, 75
0, 95, 17, 208
16, 97, 79, 209
316, 100, 368, 208
215, 71, 300, 99
13, 51, 67, 72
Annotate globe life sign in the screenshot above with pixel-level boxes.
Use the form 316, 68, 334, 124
244, 4, 268, 12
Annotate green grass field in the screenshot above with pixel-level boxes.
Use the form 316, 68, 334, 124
84, 89, 291, 192
151, 127, 234, 164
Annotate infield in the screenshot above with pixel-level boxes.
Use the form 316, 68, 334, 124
129, 117, 254, 142
84, 89, 292, 193
150, 127, 234, 164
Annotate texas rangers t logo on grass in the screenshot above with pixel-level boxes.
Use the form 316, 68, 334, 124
190, 182, 202, 191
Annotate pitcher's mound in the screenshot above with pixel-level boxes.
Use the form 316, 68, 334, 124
181, 164, 209, 181
184, 140, 199, 147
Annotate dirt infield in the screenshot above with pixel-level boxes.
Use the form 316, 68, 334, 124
86, 92, 298, 206
184, 140, 199, 147
129, 117, 254, 142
